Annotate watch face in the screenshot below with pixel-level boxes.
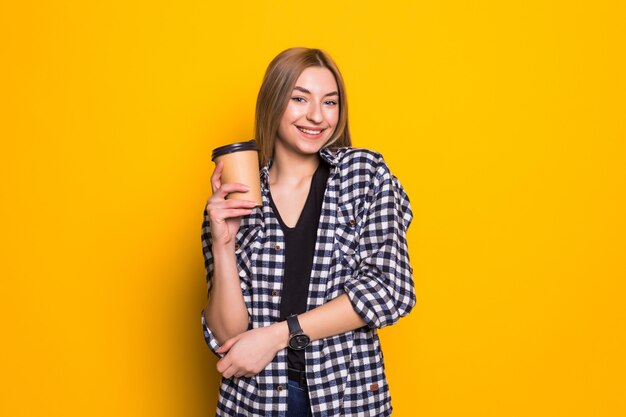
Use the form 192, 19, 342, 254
288, 334, 310, 350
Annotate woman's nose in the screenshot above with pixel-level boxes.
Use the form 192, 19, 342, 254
306, 103, 323, 123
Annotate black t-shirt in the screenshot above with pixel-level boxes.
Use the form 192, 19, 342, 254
268, 158, 330, 372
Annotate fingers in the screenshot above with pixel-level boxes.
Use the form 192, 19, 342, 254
216, 337, 238, 354
210, 161, 224, 193
209, 199, 258, 211
233, 372, 254, 379
217, 363, 255, 379
216, 357, 230, 374
223, 366, 237, 379
216, 337, 259, 379
217, 209, 253, 220
206, 198, 258, 224
213, 183, 251, 200
207, 206, 256, 225
216, 357, 241, 379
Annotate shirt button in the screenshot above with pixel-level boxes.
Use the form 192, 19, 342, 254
271, 290, 279, 297
348, 219, 356, 226
370, 383, 379, 391
235, 243, 240, 250
275, 244, 281, 250
277, 385, 284, 392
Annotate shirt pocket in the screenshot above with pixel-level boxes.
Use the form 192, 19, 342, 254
335, 200, 363, 271
345, 330, 389, 411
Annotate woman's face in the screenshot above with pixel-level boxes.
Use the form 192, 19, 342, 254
275, 66, 339, 158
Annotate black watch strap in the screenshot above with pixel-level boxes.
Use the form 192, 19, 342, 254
286, 314, 310, 350
286, 314, 301, 335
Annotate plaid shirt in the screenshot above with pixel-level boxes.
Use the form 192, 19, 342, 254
201, 147, 415, 416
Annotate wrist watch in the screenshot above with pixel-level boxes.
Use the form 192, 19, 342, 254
286, 314, 310, 350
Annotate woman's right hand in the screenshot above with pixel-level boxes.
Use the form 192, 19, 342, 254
206, 161, 258, 249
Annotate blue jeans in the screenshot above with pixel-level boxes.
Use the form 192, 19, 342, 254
287, 378, 312, 417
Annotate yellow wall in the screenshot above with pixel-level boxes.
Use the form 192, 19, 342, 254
2, 1, 625, 416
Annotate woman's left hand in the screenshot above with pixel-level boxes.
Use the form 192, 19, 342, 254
215, 323, 288, 378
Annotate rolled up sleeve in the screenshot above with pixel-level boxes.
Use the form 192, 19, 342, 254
343, 162, 416, 329
201, 308, 222, 357
199, 208, 223, 357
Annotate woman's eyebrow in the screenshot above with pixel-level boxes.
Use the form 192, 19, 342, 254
293, 86, 339, 97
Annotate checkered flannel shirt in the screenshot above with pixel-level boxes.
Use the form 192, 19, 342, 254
201, 147, 415, 416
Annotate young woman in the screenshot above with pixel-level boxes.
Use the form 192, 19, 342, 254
201, 47, 415, 417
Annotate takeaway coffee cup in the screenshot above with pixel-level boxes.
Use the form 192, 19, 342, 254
211, 140, 262, 206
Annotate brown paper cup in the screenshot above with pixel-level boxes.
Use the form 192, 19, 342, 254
211, 140, 262, 206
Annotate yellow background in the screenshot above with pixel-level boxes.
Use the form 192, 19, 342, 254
1, 1, 625, 416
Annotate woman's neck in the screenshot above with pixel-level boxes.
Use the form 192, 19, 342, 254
268, 147, 320, 187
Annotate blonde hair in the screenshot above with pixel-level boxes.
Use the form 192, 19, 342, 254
255, 47, 351, 167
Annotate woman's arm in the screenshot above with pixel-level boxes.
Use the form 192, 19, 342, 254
203, 242, 250, 344
296, 294, 366, 341
202, 161, 258, 345
215, 294, 365, 378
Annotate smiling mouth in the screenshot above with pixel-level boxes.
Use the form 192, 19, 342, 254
297, 126, 325, 135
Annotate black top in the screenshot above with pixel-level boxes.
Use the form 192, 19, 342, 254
268, 157, 330, 372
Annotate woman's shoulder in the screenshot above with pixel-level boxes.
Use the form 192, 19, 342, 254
326, 146, 389, 171
326, 146, 412, 228
323, 146, 398, 197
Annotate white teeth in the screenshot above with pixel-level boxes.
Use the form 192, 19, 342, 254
298, 127, 322, 135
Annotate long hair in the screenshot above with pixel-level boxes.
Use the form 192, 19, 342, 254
255, 47, 351, 167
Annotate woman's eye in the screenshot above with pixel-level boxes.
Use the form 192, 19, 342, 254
324, 100, 338, 106
292, 97, 306, 103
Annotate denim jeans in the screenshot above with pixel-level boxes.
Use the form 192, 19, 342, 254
287, 378, 312, 417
